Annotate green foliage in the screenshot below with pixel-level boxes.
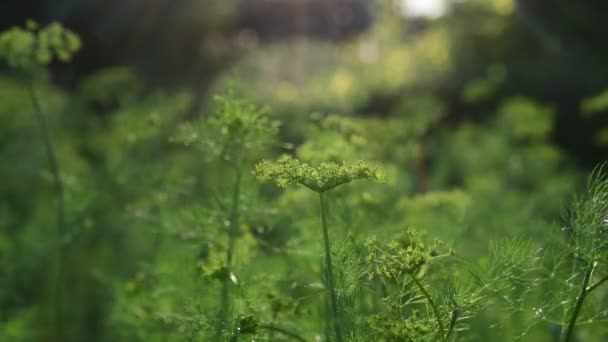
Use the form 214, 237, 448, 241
462, 64, 506, 104
172, 90, 279, 165
2, 11, 608, 342
208, 92, 279, 155
581, 90, 608, 116
563, 164, 608, 264
78, 67, 143, 108
499, 97, 554, 141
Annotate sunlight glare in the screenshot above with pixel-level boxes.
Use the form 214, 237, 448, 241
400, 0, 446, 18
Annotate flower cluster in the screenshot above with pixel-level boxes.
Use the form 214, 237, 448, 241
367, 311, 434, 341
0, 20, 80, 70
253, 154, 384, 192
365, 230, 442, 280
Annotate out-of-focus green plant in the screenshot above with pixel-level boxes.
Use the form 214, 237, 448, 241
77, 66, 143, 110
173, 90, 279, 340
581, 90, 608, 116
498, 97, 554, 141
580, 91, 608, 146
0, 20, 80, 71
0, 20, 80, 341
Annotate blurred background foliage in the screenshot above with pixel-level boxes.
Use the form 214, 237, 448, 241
1, 0, 607, 341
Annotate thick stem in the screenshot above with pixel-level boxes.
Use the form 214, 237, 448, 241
560, 262, 596, 342
410, 274, 446, 342
319, 192, 343, 342
29, 83, 66, 340
215, 165, 243, 340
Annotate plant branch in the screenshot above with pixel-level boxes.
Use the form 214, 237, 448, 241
586, 273, 608, 294
260, 324, 308, 342
409, 273, 446, 342
560, 262, 596, 342
226, 163, 243, 268
215, 157, 244, 341
29, 82, 67, 340
445, 309, 459, 341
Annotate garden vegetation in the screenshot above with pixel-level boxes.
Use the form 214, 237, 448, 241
1, 10, 608, 342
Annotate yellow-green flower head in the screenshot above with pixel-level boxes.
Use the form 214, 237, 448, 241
365, 230, 444, 280
0, 20, 81, 71
253, 154, 384, 193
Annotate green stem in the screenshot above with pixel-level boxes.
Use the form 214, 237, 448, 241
226, 166, 243, 268
319, 191, 343, 342
586, 273, 608, 294
410, 274, 446, 342
29, 83, 66, 340
260, 324, 307, 342
445, 309, 459, 341
267, 311, 278, 341
560, 262, 596, 342
215, 164, 243, 340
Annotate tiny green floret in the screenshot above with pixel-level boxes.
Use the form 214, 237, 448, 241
253, 154, 384, 192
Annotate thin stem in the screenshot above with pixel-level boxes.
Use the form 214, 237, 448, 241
215, 162, 243, 340
445, 309, 459, 341
260, 324, 308, 342
323, 286, 331, 342
560, 262, 596, 342
319, 191, 343, 342
226, 165, 243, 267
586, 273, 608, 294
29, 82, 67, 340
267, 311, 278, 341
410, 274, 446, 342
561, 250, 580, 328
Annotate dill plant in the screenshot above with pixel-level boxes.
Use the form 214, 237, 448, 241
558, 164, 608, 341
0, 20, 80, 340
257, 113, 482, 342
361, 229, 484, 342
174, 90, 279, 340
364, 231, 449, 341
254, 155, 383, 342
464, 163, 608, 341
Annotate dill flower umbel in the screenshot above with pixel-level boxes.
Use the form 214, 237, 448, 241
253, 154, 384, 192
